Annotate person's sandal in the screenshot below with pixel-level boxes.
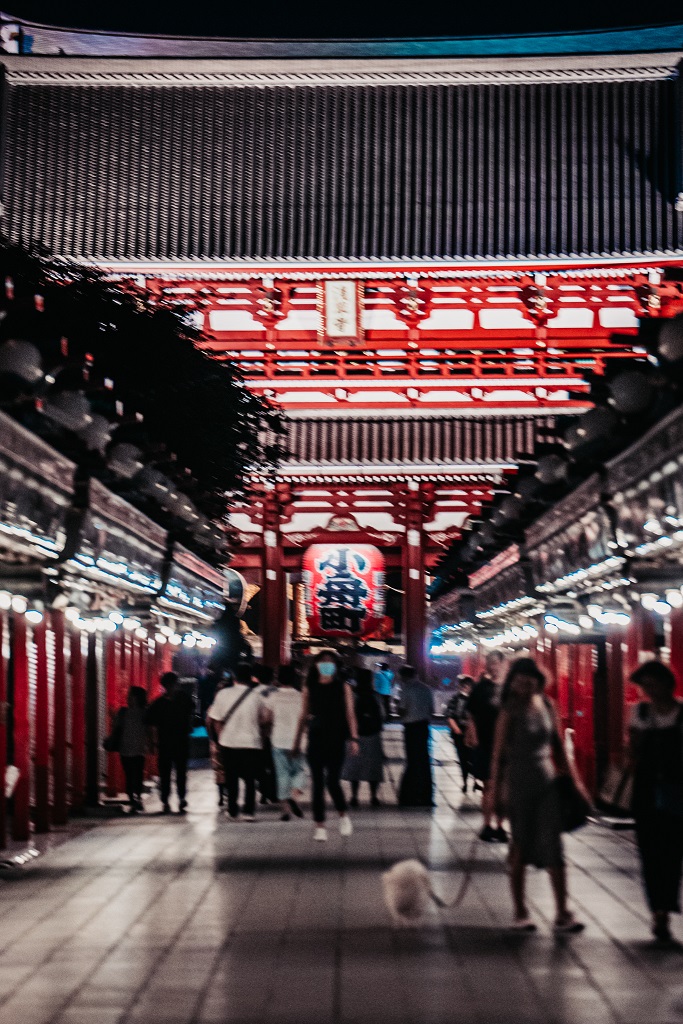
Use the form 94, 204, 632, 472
553, 914, 585, 934
511, 917, 537, 932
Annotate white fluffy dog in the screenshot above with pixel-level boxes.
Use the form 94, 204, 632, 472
382, 859, 445, 926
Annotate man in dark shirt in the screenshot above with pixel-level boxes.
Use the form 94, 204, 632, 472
146, 672, 194, 814
466, 651, 508, 842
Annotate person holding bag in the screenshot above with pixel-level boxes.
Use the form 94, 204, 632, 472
207, 663, 269, 821
490, 657, 588, 933
629, 661, 683, 945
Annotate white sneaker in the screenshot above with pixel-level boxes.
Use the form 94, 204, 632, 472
339, 815, 353, 837
241, 814, 256, 822
313, 826, 328, 842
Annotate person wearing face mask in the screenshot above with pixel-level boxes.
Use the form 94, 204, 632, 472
292, 650, 360, 842
490, 658, 587, 933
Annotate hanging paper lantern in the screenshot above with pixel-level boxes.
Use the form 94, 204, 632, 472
43, 390, 93, 432
303, 543, 385, 639
224, 568, 248, 618
79, 413, 112, 455
107, 442, 143, 478
608, 370, 653, 415
0, 338, 43, 384
659, 313, 683, 364
535, 453, 568, 485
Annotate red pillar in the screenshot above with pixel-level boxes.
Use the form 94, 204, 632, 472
669, 607, 683, 698
70, 628, 85, 813
262, 524, 287, 668
11, 611, 30, 842
33, 617, 50, 833
51, 610, 68, 826
605, 626, 626, 767
105, 633, 122, 797
0, 612, 7, 849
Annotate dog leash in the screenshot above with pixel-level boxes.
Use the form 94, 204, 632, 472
430, 832, 481, 909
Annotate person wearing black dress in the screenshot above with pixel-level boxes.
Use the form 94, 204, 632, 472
293, 650, 359, 842
629, 661, 683, 946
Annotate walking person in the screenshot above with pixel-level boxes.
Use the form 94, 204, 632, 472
467, 650, 508, 841
292, 650, 359, 842
107, 685, 148, 814
373, 662, 394, 721
253, 663, 278, 806
445, 676, 474, 793
490, 657, 587, 933
342, 668, 385, 807
146, 672, 194, 815
397, 665, 435, 807
629, 661, 683, 945
207, 662, 269, 822
264, 664, 307, 821
208, 673, 232, 807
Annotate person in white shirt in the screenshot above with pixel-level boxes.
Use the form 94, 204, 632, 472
206, 663, 269, 821
263, 664, 307, 821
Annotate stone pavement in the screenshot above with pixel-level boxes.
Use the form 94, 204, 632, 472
1, 726, 682, 1024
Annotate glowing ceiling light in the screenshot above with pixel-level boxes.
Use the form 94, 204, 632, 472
25, 609, 43, 625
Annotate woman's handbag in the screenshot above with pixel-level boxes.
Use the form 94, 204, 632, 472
554, 774, 591, 832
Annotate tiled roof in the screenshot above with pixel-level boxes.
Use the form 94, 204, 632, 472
1, 76, 680, 263
283, 415, 556, 466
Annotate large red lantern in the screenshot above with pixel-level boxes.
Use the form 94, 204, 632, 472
303, 543, 385, 639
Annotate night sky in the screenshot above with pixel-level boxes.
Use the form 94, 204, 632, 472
5, 1, 683, 40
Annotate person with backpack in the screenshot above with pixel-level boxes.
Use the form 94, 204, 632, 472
342, 667, 385, 807
206, 662, 270, 821
629, 661, 683, 946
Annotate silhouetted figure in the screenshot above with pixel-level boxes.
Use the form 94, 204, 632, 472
293, 650, 359, 841
342, 668, 385, 807
397, 665, 434, 807
146, 672, 194, 814
112, 685, 147, 813
629, 661, 683, 946
490, 658, 587, 933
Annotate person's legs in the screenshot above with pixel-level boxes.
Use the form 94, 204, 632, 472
175, 747, 188, 804
307, 741, 327, 824
370, 781, 380, 805
221, 746, 240, 818
131, 755, 145, 804
157, 747, 172, 809
324, 743, 348, 815
508, 844, 528, 920
350, 781, 359, 806
240, 749, 258, 817
453, 735, 469, 790
120, 756, 136, 805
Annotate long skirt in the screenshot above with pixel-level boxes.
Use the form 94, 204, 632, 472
635, 809, 683, 913
398, 721, 434, 807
